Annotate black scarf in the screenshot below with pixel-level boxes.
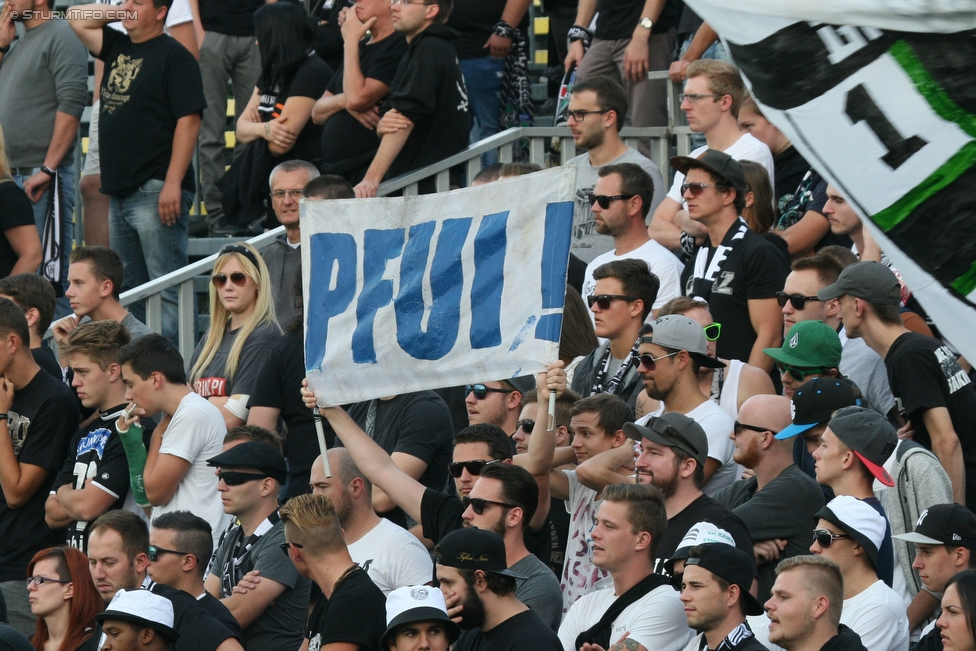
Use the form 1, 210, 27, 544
574, 573, 669, 650
590, 338, 640, 396
689, 218, 749, 301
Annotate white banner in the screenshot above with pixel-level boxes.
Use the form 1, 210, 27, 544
301, 167, 576, 407
687, 0, 976, 363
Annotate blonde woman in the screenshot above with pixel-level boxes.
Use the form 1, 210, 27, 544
0, 124, 43, 277
189, 242, 281, 428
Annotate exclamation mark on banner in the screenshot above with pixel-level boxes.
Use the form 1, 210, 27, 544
535, 202, 574, 342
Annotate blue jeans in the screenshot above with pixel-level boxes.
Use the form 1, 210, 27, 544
11, 165, 75, 318
109, 178, 190, 344
460, 56, 506, 165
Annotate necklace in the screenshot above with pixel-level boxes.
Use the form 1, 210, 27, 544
333, 563, 359, 594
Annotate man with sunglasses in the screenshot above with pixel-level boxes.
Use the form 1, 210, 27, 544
465, 376, 534, 435
714, 394, 824, 603
580, 163, 682, 321
809, 496, 909, 651
764, 320, 843, 401
571, 258, 658, 410
673, 150, 789, 371
204, 441, 311, 651
563, 78, 664, 264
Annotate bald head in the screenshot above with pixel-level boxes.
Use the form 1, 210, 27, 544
739, 395, 794, 435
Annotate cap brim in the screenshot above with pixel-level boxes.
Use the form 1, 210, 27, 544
815, 507, 880, 570
382, 608, 460, 646
775, 422, 817, 440
624, 422, 649, 441
742, 591, 765, 617
691, 353, 726, 369
817, 283, 845, 301
762, 347, 820, 367
892, 531, 945, 545
96, 613, 178, 642
853, 451, 894, 487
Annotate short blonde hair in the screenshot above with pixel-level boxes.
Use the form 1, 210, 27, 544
686, 60, 747, 118
279, 494, 344, 555
775, 555, 844, 626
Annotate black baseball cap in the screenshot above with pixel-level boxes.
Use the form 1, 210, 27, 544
207, 441, 288, 484
776, 377, 863, 440
893, 504, 976, 548
435, 528, 524, 578
624, 412, 708, 469
817, 261, 901, 305
670, 149, 748, 199
826, 406, 897, 487
684, 544, 764, 616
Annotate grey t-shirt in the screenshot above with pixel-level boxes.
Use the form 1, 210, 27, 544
262, 236, 302, 328
568, 148, 666, 263
512, 553, 563, 632
211, 518, 311, 651
189, 321, 280, 398
121, 312, 155, 341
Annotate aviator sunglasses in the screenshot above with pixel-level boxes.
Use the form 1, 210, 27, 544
211, 272, 248, 288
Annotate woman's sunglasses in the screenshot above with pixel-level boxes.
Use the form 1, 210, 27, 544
212, 272, 248, 288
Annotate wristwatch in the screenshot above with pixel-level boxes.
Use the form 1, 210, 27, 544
639, 17, 653, 30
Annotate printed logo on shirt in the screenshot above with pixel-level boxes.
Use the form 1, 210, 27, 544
7, 410, 30, 458
456, 79, 469, 113
194, 377, 227, 398
360, 559, 373, 573
103, 54, 143, 113
934, 345, 972, 394
713, 271, 735, 295
309, 634, 322, 651
77, 428, 113, 459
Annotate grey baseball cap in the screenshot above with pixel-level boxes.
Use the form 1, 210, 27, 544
817, 261, 901, 305
643, 315, 725, 369
624, 412, 709, 468
826, 406, 897, 486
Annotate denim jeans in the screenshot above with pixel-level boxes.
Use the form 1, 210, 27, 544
11, 164, 75, 318
460, 56, 506, 165
109, 178, 190, 344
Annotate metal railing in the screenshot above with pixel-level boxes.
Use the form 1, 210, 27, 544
117, 72, 692, 360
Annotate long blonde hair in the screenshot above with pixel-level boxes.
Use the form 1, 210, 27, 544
190, 242, 279, 384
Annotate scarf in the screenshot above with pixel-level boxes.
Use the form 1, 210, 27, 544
689, 218, 749, 301
590, 338, 640, 396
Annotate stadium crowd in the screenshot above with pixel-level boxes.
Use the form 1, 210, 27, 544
1, 0, 976, 649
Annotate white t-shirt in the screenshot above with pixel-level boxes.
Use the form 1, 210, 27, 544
153, 392, 230, 546
745, 614, 787, 651
840, 579, 910, 651
559, 582, 693, 651
560, 470, 606, 614
666, 134, 774, 206
638, 400, 740, 497
348, 518, 433, 596
582, 240, 684, 313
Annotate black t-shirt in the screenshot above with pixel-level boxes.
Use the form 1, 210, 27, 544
257, 53, 333, 163
774, 148, 852, 252
885, 332, 976, 507
32, 347, 62, 381
248, 331, 334, 500
421, 488, 464, 544
681, 223, 791, 363
149, 583, 238, 651
52, 405, 154, 551
0, 369, 78, 581
320, 34, 408, 183
197, 592, 246, 646
382, 26, 470, 180
199, 0, 264, 36
524, 498, 569, 577
0, 181, 35, 278
0, 625, 33, 651
594, 0, 682, 41
448, 0, 529, 60
652, 494, 754, 578
305, 569, 386, 651
97, 28, 206, 197
455, 610, 561, 651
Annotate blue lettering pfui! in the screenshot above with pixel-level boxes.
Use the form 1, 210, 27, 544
535, 201, 574, 342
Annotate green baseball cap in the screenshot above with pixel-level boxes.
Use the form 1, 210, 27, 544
764, 321, 842, 368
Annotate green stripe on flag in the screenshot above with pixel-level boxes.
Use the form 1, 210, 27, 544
890, 40, 976, 139
952, 261, 976, 298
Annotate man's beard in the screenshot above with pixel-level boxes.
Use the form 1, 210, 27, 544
650, 464, 680, 499
458, 589, 486, 630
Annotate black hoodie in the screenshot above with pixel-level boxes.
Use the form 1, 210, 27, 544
819, 624, 868, 651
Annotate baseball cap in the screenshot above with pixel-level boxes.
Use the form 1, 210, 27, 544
764, 321, 842, 369
645, 315, 725, 369
817, 261, 901, 305
435, 528, 524, 578
826, 406, 897, 486
382, 585, 460, 647
893, 504, 976, 547
815, 495, 886, 570
685, 544, 765, 616
506, 376, 535, 395
207, 441, 288, 484
776, 377, 863, 440
664, 521, 736, 575
670, 149, 748, 198
623, 412, 708, 469
96, 589, 178, 642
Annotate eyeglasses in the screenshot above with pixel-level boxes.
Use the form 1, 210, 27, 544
271, 189, 304, 200
587, 194, 636, 209
390, 0, 431, 4
516, 419, 535, 435
586, 294, 638, 310
733, 421, 769, 435
279, 541, 304, 557
679, 93, 724, 103
448, 459, 502, 478
26, 575, 69, 587
211, 272, 248, 288
217, 470, 268, 486
680, 182, 717, 196
777, 363, 824, 381
464, 384, 514, 400
462, 496, 517, 515
566, 109, 610, 122
776, 292, 823, 310
703, 323, 721, 341
636, 351, 679, 371
813, 529, 850, 548
147, 545, 190, 562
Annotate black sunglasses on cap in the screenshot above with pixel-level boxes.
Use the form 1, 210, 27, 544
812, 529, 850, 548
448, 459, 502, 478
649, 418, 702, 456
776, 292, 823, 310
462, 496, 518, 515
